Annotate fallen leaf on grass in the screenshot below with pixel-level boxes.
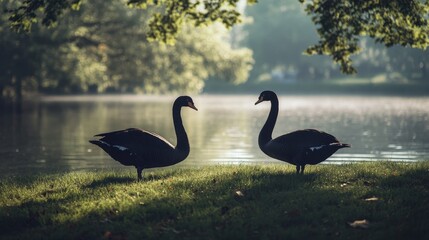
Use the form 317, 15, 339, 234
340, 182, 350, 187
234, 190, 245, 198
348, 219, 369, 229
364, 197, 379, 202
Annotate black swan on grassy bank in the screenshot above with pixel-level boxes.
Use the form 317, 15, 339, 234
255, 90, 350, 173
89, 96, 197, 180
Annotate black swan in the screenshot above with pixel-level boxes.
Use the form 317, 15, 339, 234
89, 96, 197, 180
255, 90, 350, 173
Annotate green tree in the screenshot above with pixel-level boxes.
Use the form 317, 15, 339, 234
300, 0, 429, 73
64, 0, 252, 94
244, 0, 429, 82
5, 0, 429, 74
0, 1, 45, 101
0, 0, 253, 99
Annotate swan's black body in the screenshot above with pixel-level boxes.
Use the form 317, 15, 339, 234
255, 91, 350, 173
89, 96, 197, 180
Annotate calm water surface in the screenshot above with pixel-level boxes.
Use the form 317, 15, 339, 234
1, 94, 428, 176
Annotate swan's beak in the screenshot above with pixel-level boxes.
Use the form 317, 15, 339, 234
255, 97, 264, 105
188, 102, 198, 111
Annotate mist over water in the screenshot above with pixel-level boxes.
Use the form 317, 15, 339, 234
1, 95, 428, 176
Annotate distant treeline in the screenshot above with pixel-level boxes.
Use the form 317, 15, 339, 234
1, 0, 428, 101
0, 0, 252, 100
244, 0, 429, 83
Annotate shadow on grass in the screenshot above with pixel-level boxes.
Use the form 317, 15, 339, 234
0, 169, 327, 239
371, 167, 429, 240
84, 175, 136, 189
1, 165, 429, 239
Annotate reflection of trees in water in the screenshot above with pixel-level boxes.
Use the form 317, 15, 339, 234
37, 102, 95, 171
0, 101, 74, 174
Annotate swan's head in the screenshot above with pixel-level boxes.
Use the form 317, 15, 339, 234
176, 96, 198, 111
255, 90, 277, 105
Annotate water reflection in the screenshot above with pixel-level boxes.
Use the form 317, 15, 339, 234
0, 95, 428, 176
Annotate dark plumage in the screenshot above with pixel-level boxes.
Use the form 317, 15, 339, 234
89, 96, 197, 180
255, 91, 350, 173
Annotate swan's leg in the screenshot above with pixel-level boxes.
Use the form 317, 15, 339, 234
293, 149, 308, 174
300, 165, 305, 174
137, 167, 143, 181
296, 165, 305, 174
298, 149, 311, 174
292, 151, 304, 174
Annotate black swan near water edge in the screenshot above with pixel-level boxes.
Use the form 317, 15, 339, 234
255, 90, 350, 173
89, 96, 197, 180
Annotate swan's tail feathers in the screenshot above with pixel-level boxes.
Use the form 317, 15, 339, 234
89, 140, 135, 166
330, 142, 351, 149
89, 140, 112, 152
341, 143, 351, 148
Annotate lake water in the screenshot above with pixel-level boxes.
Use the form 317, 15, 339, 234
1, 94, 428, 176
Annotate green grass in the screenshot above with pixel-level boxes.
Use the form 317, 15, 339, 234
1, 162, 429, 240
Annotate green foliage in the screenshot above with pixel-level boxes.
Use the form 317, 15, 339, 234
244, 0, 429, 82
7, 0, 252, 45
1, 163, 429, 239
7, 0, 81, 32
300, 0, 429, 74
0, 0, 253, 96
4, 0, 429, 75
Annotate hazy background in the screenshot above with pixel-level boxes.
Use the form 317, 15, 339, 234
1, 0, 428, 100
1, 0, 429, 175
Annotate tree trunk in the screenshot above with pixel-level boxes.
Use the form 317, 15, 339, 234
0, 84, 4, 106
422, 63, 427, 82
15, 76, 22, 105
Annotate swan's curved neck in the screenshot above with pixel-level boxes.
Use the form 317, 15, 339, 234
259, 97, 278, 147
172, 103, 190, 158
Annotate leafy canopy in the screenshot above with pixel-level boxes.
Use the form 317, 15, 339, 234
7, 0, 257, 44
300, 0, 429, 73
5, 0, 429, 74
1, 0, 253, 95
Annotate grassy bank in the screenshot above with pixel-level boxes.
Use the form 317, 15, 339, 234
1, 162, 429, 240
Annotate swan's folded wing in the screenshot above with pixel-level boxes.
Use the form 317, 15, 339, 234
275, 129, 338, 147
94, 128, 141, 137
95, 128, 175, 149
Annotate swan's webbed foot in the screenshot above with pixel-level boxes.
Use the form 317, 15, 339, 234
295, 165, 305, 174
